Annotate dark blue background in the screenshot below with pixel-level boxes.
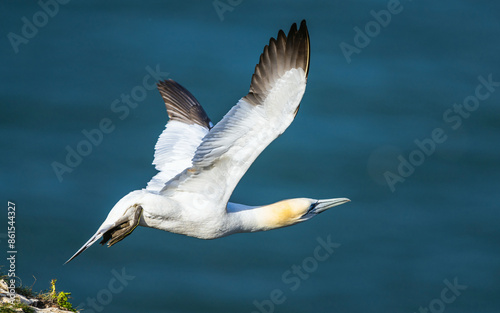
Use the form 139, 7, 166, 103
1, 1, 499, 312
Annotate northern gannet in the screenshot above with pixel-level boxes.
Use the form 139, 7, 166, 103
66, 20, 350, 264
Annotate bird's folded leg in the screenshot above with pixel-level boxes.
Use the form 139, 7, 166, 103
100, 206, 143, 247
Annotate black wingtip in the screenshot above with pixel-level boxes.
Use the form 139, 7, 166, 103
157, 79, 212, 129
244, 20, 311, 106
297, 20, 310, 78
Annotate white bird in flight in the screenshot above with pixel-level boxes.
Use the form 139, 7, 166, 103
66, 20, 349, 264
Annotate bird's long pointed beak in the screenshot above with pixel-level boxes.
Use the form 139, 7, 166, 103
314, 198, 350, 214
64, 229, 105, 265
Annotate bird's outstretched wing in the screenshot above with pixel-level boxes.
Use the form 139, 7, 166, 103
161, 20, 310, 211
146, 80, 213, 192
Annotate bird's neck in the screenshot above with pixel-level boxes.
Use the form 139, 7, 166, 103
226, 198, 311, 234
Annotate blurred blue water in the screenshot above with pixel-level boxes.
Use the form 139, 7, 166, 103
1, 1, 499, 312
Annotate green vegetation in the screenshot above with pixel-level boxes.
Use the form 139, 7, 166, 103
13, 285, 34, 299
0, 306, 15, 313
0, 301, 35, 313
11, 303, 34, 313
1, 272, 77, 312
50, 280, 76, 312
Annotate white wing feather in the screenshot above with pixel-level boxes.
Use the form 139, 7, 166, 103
162, 69, 306, 208
146, 121, 209, 192
161, 21, 310, 214
145, 79, 212, 192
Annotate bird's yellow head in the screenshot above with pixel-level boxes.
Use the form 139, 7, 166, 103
257, 197, 350, 230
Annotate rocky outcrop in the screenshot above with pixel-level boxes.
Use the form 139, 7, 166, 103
0, 279, 76, 312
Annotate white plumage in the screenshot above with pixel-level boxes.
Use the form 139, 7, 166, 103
146, 121, 209, 192
66, 20, 349, 264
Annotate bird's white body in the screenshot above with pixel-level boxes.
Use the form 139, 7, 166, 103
66, 20, 349, 264
109, 191, 307, 239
